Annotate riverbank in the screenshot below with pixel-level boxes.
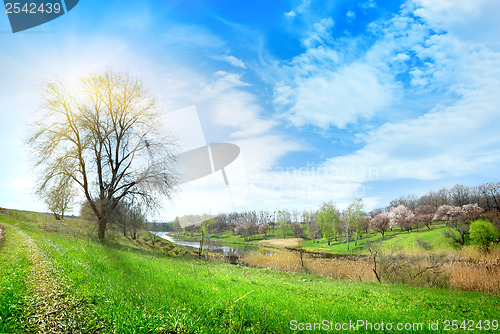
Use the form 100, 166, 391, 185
2, 209, 499, 333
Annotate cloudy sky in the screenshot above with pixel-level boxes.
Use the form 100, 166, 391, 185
1, 0, 499, 219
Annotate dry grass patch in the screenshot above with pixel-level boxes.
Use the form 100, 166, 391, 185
241, 251, 375, 282
242, 248, 500, 294
458, 247, 500, 263
444, 262, 500, 294
258, 238, 302, 249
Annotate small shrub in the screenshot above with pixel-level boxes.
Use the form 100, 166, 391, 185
469, 219, 500, 251
416, 239, 432, 250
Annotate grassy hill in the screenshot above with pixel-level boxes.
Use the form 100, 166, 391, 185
301, 223, 457, 254
1, 209, 499, 333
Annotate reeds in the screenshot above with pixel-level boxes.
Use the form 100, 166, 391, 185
240, 249, 500, 294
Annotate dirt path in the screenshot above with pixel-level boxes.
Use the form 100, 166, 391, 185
0, 224, 5, 251
14, 228, 94, 333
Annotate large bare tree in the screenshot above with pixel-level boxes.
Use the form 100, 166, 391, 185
29, 71, 177, 240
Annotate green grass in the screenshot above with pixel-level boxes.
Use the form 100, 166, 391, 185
176, 223, 461, 256
299, 223, 456, 255
1, 210, 500, 333
0, 217, 30, 333
177, 228, 296, 245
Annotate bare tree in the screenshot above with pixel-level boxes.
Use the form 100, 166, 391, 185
303, 210, 321, 242
29, 71, 177, 240
449, 184, 471, 207
40, 176, 75, 220
291, 223, 304, 238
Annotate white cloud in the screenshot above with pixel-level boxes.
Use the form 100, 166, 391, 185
275, 62, 394, 129
346, 10, 356, 22
162, 25, 226, 51
200, 71, 278, 138
302, 18, 335, 48
319, 7, 500, 182
322, 83, 500, 182
285, 0, 311, 17
284, 10, 297, 19
360, 0, 377, 10
216, 55, 247, 69
266, 0, 500, 212
413, 0, 500, 44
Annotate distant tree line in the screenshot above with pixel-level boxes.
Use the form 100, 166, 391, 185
368, 182, 500, 248
173, 182, 500, 251
174, 198, 369, 250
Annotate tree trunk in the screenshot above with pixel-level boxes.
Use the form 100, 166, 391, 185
346, 229, 349, 250
98, 217, 107, 241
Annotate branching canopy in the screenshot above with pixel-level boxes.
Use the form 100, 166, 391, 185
29, 71, 178, 239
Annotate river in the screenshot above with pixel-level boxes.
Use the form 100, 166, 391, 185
154, 232, 271, 257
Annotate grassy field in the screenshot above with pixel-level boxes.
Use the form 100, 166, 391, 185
1, 209, 500, 333
301, 223, 456, 254
175, 222, 458, 255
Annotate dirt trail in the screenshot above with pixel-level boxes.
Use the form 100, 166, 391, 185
0, 224, 5, 251
14, 228, 93, 333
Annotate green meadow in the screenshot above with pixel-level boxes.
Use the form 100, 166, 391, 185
1, 209, 499, 333
175, 222, 456, 254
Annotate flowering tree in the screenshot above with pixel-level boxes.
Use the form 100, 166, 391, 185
415, 205, 436, 230
462, 204, 483, 222
401, 212, 416, 232
433, 205, 464, 225
258, 223, 270, 236
370, 214, 390, 236
434, 205, 469, 245
388, 205, 414, 231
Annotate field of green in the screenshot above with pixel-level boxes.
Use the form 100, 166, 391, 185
1, 209, 499, 333
175, 228, 288, 245
175, 222, 457, 255
301, 223, 456, 255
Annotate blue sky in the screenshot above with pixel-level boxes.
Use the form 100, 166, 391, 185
1, 0, 500, 218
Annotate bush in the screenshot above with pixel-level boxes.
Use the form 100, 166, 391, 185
469, 219, 500, 250
368, 242, 449, 289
